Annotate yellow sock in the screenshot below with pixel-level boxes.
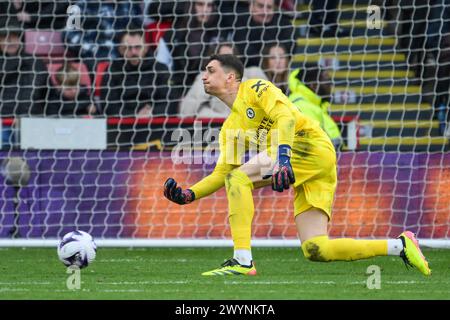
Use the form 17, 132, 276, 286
225, 169, 254, 251
301, 235, 388, 262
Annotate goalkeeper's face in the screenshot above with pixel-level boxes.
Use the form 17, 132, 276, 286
201, 60, 229, 96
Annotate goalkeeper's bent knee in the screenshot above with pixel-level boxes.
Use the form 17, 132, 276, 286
301, 235, 331, 262
225, 169, 254, 191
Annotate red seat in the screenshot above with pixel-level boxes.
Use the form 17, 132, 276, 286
144, 21, 171, 45
94, 61, 110, 98
24, 30, 65, 57
47, 62, 92, 94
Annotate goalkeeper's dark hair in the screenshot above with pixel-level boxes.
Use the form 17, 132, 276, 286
208, 54, 244, 81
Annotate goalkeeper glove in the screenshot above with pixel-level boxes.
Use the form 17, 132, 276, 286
163, 178, 195, 205
265, 144, 295, 192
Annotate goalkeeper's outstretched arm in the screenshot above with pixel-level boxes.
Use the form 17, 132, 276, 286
164, 163, 237, 205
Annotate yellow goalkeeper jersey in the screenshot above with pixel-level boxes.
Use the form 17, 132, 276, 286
190, 78, 329, 199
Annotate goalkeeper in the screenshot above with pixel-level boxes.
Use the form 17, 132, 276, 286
164, 54, 431, 276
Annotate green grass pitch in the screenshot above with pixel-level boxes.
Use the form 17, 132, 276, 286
0, 247, 449, 300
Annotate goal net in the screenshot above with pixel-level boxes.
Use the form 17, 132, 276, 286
0, 0, 448, 247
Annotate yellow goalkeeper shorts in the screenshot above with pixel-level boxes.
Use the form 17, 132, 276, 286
290, 129, 337, 220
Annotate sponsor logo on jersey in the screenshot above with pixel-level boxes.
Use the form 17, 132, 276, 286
251, 80, 265, 92
257, 84, 269, 98
251, 80, 270, 98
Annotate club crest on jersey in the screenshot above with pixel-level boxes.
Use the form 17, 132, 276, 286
246, 108, 255, 119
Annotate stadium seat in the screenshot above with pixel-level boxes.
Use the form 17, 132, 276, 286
94, 61, 110, 98
145, 21, 171, 46
47, 62, 92, 94
24, 30, 65, 57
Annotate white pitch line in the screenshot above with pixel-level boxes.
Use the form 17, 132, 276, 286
384, 281, 423, 284
100, 280, 190, 285
97, 259, 144, 263
97, 258, 189, 263
224, 280, 336, 285
0, 281, 52, 285
0, 288, 31, 292
99, 289, 145, 293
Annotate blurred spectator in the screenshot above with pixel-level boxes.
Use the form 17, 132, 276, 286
290, 65, 333, 107
163, 0, 221, 99
308, 0, 349, 37
224, 0, 296, 68
100, 28, 174, 117
288, 66, 343, 150
261, 43, 290, 94
0, 16, 48, 116
179, 42, 267, 118
64, 0, 143, 73
12, 0, 69, 30
46, 62, 96, 116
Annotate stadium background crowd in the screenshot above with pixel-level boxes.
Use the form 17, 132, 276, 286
0, 0, 449, 148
